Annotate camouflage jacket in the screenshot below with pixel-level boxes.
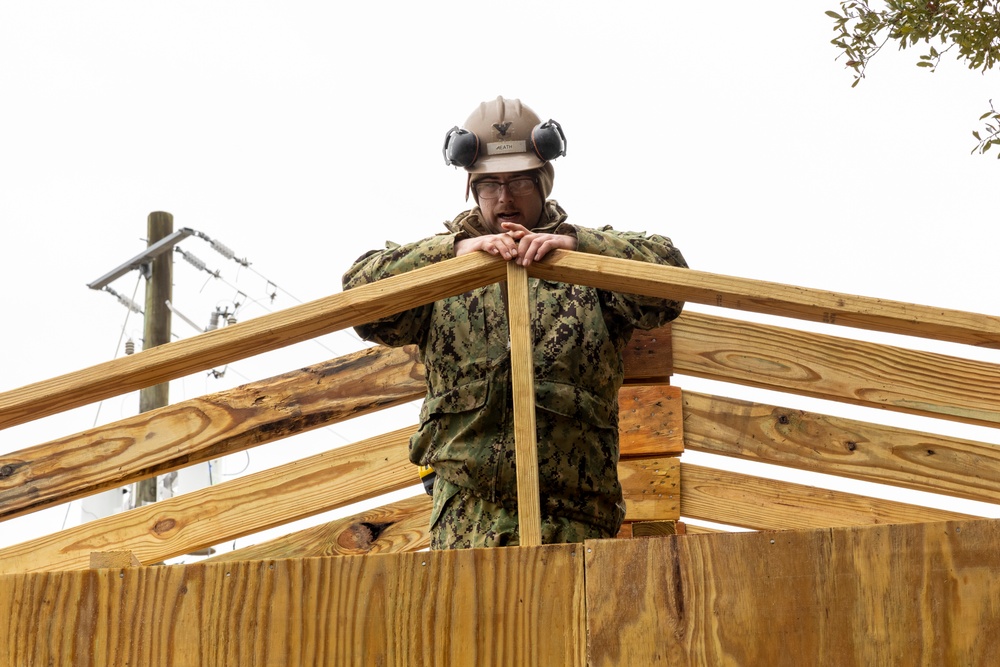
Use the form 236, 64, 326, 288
342, 201, 687, 534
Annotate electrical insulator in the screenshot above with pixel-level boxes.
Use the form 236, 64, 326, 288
227, 315, 237, 326
125, 339, 135, 355
182, 251, 208, 272
210, 239, 235, 260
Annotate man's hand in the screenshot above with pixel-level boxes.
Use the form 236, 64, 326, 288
454, 223, 577, 265
500, 222, 577, 266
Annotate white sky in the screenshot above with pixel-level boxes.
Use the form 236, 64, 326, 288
1, 2, 998, 553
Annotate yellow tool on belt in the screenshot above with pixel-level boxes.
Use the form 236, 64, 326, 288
418, 465, 436, 495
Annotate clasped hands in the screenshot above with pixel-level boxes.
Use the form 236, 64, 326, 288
454, 222, 577, 266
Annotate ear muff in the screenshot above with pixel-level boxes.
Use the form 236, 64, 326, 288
442, 126, 480, 167
443, 118, 567, 168
531, 119, 567, 161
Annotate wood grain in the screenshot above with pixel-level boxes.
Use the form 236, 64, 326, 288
585, 519, 1000, 666
205, 495, 433, 562
0, 344, 424, 522
680, 462, 978, 531
673, 310, 1000, 427
0, 545, 586, 666
0, 427, 417, 574
620, 457, 680, 522
618, 385, 683, 457
0, 252, 506, 431
622, 326, 673, 381
528, 249, 1000, 348
507, 262, 542, 547
683, 390, 1000, 506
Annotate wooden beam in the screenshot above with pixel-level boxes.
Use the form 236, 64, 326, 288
683, 390, 1000, 506
0, 252, 506, 431
507, 262, 542, 546
0, 545, 586, 666
672, 310, 1000, 428
0, 344, 424, 522
205, 495, 433, 562
528, 249, 1000, 348
680, 462, 979, 531
0, 427, 417, 575
585, 519, 1000, 665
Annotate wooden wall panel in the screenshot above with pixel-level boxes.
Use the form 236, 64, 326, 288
0, 546, 585, 667
585, 518, 1000, 666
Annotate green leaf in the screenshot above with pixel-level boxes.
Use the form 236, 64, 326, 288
825, 10, 843, 18
916, 61, 934, 67
981, 112, 992, 120
974, 130, 982, 140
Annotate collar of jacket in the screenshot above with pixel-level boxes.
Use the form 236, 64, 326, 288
444, 200, 568, 239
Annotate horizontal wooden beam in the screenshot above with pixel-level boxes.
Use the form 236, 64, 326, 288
683, 390, 1000, 507
0, 427, 416, 575
0, 345, 424, 522
585, 519, 1000, 665
205, 495, 433, 563
528, 250, 1000, 348
0, 252, 506, 431
680, 462, 978, 531
673, 311, 1000, 428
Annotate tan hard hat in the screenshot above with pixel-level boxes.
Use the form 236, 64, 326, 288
443, 96, 566, 173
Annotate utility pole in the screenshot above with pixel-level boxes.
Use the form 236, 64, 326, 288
135, 211, 174, 506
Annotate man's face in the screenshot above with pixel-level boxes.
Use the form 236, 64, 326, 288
473, 171, 544, 234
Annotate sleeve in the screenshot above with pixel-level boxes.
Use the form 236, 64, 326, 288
566, 224, 689, 331
341, 232, 458, 347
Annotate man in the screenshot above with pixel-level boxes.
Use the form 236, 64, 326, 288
343, 96, 687, 549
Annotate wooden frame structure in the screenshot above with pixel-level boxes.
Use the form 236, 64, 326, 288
1, 250, 999, 664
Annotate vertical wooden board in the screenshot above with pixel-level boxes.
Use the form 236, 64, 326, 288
619, 456, 680, 521
585, 519, 1000, 666
0, 544, 585, 667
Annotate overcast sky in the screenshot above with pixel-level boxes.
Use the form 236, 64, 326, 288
1, 2, 998, 552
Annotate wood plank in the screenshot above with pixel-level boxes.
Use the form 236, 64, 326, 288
0, 345, 424, 522
507, 262, 542, 547
0, 545, 586, 666
528, 249, 1000, 348
672, 310, 1000, 428
0, 427, 417, 575
622, 326, 673, 382
683, 390, 1000, 506
585, 519, 1000, 666
680, 462, 979, 531
0, 252, 507, 431
205, 495, 432, 562
618, 385, 683, 457
620, 457, 680, 522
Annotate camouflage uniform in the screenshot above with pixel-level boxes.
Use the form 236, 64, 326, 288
342, 201, 687, 548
